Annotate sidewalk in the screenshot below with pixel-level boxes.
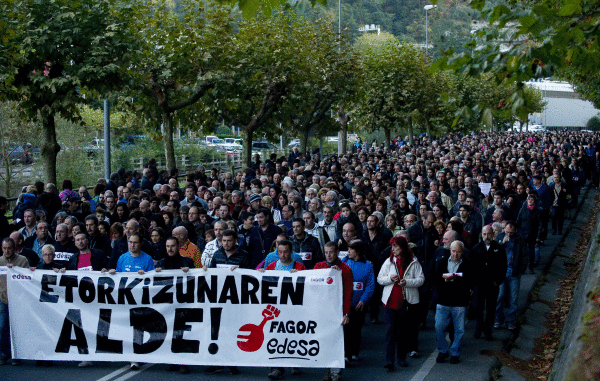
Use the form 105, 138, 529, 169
496, 184, 597, 381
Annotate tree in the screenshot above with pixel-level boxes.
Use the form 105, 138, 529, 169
279, 18, 361, 155
357, 39, 429, 147
0, 0, 136, 184
122, 0, 235, 172
507, 83, 546, 132
205, 10, 318, 167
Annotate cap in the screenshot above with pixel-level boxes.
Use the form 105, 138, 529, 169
250, 193, 262, 204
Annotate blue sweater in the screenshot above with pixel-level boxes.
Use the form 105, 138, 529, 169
342, 257, 375, 307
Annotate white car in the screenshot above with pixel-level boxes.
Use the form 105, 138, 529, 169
288, 139, 300, 147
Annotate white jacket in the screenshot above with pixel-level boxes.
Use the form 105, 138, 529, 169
378, 256, 424, 305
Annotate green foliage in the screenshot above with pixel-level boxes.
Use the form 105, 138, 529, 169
122, 0, 236, 171
0, 0, 137, 183
215, 125, 233, 136
586, 116, 600, 132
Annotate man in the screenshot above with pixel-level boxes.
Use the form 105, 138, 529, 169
78, 186, 97, 213
85, 215, 111, 260
172, 226, 202, 268
260, 233, 304, 269
494, 221, 528, 331
303, 211, 330, 254
9, 231, 39, 268
484, 192, 506, 225
319, 206, 339, 243
278, 205, 295, 233
0, 238, 29, 365
407, 211, 438, 264
106, 232, 154, 370
180, 186, 199, 207
289, 218, 324, 269
18, 209, 37, 239
108, 220, 153, 269
248, 193, 262, 214
203, 230, 250, 376
104, 192, 117, 219
52, 223, 78, 266
471, 226, 507, 340
247, 208, 282, 268
458, 205, 480, 248
361, 214, 391, 324
314, 241, 352, 381
217, 204, 232, 223
263, 239, 305, 380
202, 221, 226, 267
434, 241, 473, 364
24, 220, 56, 259
68, 232, 106, 271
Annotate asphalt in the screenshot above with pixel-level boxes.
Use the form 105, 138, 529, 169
0, 187, 595, 381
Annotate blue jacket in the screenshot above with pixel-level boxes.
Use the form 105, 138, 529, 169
342, 257, 375, 307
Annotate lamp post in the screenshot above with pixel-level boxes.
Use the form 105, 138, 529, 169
424, 4, 437, 53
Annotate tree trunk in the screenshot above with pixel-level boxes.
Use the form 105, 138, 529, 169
407, 115, 414, 145
242, 128, 254, 169
300, 128, 310, 156
384, 127, 391, 148
424, 118, 431, 137
40, 109, 60, 184
338, 102, 348, 155
162, 113, 176, 172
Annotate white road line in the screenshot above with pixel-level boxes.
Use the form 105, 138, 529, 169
409, 350, 438, 381
96, 365, 131, 381
111, 363, 154, 381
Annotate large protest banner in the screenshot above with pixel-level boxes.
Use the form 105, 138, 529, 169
6, 267, 344, 367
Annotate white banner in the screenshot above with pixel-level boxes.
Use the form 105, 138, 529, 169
5, 267, 344, 367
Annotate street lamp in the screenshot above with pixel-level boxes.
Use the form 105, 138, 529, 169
424, 4, 437, 53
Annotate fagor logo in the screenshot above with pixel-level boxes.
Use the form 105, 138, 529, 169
12, 274, 31, 280
326, 277, 333, 284
237, 305, 280, 352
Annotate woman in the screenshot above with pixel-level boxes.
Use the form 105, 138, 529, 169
109, 222, 124, 249
432, 204, 449, 223
375, 199, 388, 215
356, 207, 370, 233
550, 174, 571, 235
113, 203, 130, 224
261, 196, 281, 224
342, 240, 376, 362
396, 197, 412, 221
385, 214, 401, 236
149, 227, 166, 262
161, 210, 175, 234
377, 236, 424, 370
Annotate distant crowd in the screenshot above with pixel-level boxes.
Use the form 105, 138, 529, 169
1, 130, 599, 380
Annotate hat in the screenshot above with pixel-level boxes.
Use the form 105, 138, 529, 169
418, 188, 427, 194
69, 196, 81, 203
250, 194, 262, 204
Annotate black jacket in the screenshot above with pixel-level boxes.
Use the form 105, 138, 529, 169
157, 254, 194, 270
67, 249, 106, 271
471, 240, 507, 287
434, 253, 473, 307
247, 224, 282, 268
36, 260, 65, 270
495, 233, 528, 277
209, 247, 252, 269
289, 232, 324, 270
516, 206, 542, 243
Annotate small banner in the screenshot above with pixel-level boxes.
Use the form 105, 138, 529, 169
5, 267, 344, 367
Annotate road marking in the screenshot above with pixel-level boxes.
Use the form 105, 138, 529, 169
409, 350, 438, 381
111, 363, 154, 381
96, 365, 130, 381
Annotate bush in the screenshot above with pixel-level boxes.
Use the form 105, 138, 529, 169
586, 116, 600, 131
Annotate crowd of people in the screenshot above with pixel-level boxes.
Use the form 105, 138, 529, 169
1, 130, 599, 380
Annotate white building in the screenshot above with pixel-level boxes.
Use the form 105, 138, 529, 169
526, 80, 599, 129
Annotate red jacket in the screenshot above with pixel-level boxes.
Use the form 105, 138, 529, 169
265, 261, 306, 271
314, 258, 353, 315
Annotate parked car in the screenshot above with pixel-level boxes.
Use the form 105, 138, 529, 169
3, 143, 33, 165
288, 139, 300, 147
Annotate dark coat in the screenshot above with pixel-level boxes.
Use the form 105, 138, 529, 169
289, 233, 324, 270
495, 233, 528, 277
471, 240, 507, 287
209, 247, 252, 269
247, 224, 282, 268
67, 249, 106, 271
157, 254, 194, 270
516, 206, 542, 243
434, 253, 473, 307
